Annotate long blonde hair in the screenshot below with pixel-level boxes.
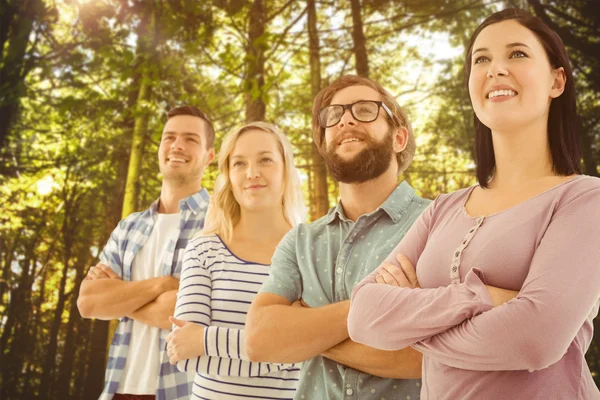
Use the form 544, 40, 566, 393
201, 122, 306, 241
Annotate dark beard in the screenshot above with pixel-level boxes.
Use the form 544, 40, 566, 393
324, 130, 394, 183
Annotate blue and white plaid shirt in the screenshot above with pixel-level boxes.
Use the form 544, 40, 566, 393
97, 189, 210, 400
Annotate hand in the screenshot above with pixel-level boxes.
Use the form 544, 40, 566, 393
161, 276, 180, 292
166, 317, 205, 364
291, 299, 310, 308
375, 254, 419, 288
85, 263, 120, 281
485, 286, 518, 307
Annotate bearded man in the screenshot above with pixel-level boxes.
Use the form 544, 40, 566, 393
245, 75, 431, 400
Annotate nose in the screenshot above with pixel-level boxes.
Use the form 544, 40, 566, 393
486, 60, 509, 78
246, 163, 260, 179
337, 108, 357, 128
170, 136, 185, 150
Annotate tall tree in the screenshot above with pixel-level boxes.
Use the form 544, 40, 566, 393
121, 5, 158, 217
0, 0, 46, 154
307, 0, 329, 218
245, 0, 268, 122
350, 0, 369, 77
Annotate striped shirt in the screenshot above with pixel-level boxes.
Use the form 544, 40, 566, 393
174, 234, 301, 399
98, 189, 210, 400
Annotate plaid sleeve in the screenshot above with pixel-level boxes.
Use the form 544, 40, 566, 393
98, 219, 128, 277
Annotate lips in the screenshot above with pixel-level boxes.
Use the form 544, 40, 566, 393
485, 85, 518, 99
167, 153, 189, 163
245, 185, 266, 190
337, 130, 366, 146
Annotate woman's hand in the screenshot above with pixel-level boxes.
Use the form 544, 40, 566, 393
166, 317, 206, 364
375, 253, 419, 288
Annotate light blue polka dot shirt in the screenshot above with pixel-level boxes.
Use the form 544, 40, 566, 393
261, 182, 430, 400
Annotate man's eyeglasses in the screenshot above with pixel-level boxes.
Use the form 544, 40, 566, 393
317, 100, 394, 128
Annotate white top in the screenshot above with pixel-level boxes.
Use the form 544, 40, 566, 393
174, 234, 301, 399
118, 213, 181, 394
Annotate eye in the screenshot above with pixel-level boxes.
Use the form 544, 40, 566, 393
260, 157, 273, 163
162, 135, 174, 141
232, 161, 245, 167
186, 137, 199, 143
510, 50, 528, 59
473, 55, 489, 64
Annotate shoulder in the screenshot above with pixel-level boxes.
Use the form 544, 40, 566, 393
430, 185, 474, 212
187, 233, 223, 253
114, 209, 151, 235
554, 175, 600, 208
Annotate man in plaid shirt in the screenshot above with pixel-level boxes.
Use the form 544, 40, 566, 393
77, 106, 216, 400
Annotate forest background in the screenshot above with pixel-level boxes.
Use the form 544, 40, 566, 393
0, 0, 599, 399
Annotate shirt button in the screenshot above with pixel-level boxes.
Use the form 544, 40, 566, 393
346, 388, 354, 395
336, 267, 343, 274
452, 266, 457, 272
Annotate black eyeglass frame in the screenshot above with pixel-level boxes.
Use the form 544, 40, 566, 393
317, 100, 395, 128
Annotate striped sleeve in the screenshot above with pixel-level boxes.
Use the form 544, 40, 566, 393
203, 325, 298, 376
174, 237, 299, 377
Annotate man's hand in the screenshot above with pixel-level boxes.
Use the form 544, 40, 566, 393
85, 263, 121, 281
166, 317, 205, 364
160, 276, 180, 292
485, 285, 518, 307
375, 254, 419, 288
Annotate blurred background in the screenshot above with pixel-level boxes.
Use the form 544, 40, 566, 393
0, 0, 598, 399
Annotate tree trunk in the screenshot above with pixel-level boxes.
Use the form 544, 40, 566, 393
307, 0, 329, 220
245, 0, 267, 122
121, 7, 156, 217
0, 0, 42, 154
0, 240, 37, 400
82, 319, 110, 400
350, 0, 369, 77
39, 182, 81, 397
56, 240, 91, 399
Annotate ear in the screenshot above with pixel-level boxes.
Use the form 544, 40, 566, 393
550, 67, 566, 99
205, 148, 216, 166
392, 126, 408, 154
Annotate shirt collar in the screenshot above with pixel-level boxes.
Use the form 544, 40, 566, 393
150, 188, 210, 217
325, 181, 416, 224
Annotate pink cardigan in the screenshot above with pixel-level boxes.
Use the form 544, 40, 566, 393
349, 175, 600, 399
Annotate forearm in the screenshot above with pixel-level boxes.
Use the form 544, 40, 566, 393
323, 339, 422, 379
349, 269, 492, 350
77, 277, 166, 319
128, 290, 177, 329
180, 326, 300, 377
246, 300, 351, 363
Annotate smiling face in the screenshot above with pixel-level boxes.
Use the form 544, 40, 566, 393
468, 19, 566, 133
228, 129, 286, 213
323, 85, 405, 183
158, 115, 215, 186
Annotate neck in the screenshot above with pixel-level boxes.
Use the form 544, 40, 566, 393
338, 165, 398, 221
159, 180, 203, 213
489, 119, 554, 189
234, 207, 291, 242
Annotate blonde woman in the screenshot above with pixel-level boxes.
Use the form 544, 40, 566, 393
166, 122, 306, 399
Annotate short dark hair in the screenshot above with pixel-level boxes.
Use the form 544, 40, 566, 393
311, 74, 415, 174
167, 105, 215, 149
464, 8, 581, 187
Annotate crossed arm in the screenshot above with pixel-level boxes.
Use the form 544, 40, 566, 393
77, 263, 179, 329
245, 293, 422, 379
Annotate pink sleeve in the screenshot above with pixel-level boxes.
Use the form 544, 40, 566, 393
348, 197, 494, 350
412, 187, 600, 371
